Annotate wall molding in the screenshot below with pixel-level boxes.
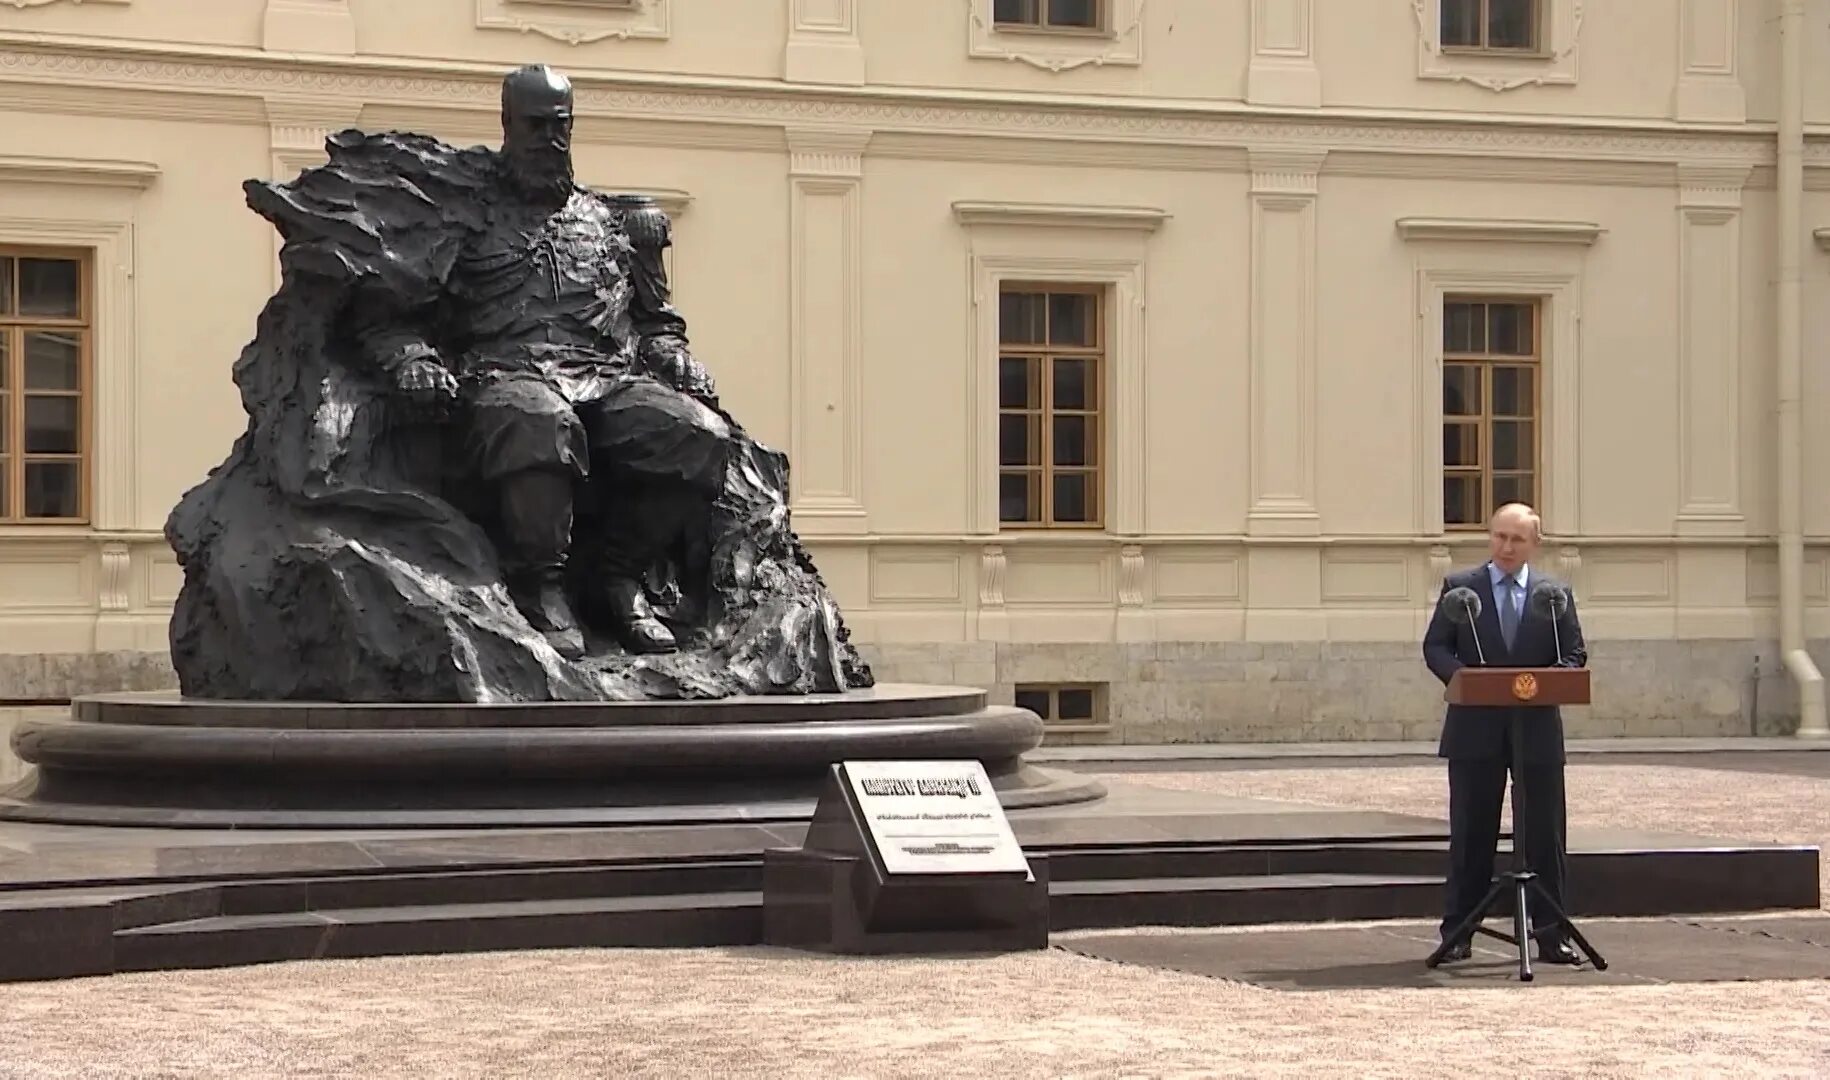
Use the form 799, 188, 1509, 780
1395, 217, 1603, 245
0, 154, 158, 188
950, 201, 1168, 232
1815, 228, 1830, 253
0, 37, 1809, 172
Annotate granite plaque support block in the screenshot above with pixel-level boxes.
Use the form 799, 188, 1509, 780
761, 761, 1049, 953
762, 848, 1049, 954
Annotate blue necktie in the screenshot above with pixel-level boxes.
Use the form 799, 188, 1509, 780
1498, 575, 1520, 649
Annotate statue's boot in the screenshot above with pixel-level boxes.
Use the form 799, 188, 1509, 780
508, 568, 586, 659
604, 576, 676, 654
501, 468, 586, 660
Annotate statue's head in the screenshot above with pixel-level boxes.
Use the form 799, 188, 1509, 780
500, 64, 574, 204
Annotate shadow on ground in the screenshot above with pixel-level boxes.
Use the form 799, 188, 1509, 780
1061, 916, 1830, 991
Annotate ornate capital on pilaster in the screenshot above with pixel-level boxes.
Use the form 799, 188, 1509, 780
786, 127, 871, 179
1677, 162, 1751, 211
1248, 148, 1326, 196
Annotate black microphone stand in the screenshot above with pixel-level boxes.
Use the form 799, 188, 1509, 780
1424, 586, 1608, 981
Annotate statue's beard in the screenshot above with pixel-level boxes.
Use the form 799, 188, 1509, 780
505, 149, 573, 204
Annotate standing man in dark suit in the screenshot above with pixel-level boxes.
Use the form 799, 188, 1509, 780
1422, 502, 1588, 963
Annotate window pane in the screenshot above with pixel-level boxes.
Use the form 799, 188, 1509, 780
1444, 301, 1484, 353
1047, 291, 1094, 347
24, 331, 80, 391
0, 462, 7, 518
1492, 420, 1534, 470
1015, 688, 1052, 717
1444, 364, 1481, 416
18, 258, 80, 319
1053, 357, 1093, 410
1487, 0, 1537, 49
1443, 422, 1480, 468
1492, 365, 1534, 417
1444, 474, 1481, 527
1000, 471, 1040, 523
1052, 471, 1094, 523
994, 0, 1038, 25
0, 392, 7, 451
0, 258, 12, 317
999, 413, 1039, 467
1053, 415, 1091, 467
0, 330, 8, 390
24, 460, 79, 518
999, 291, 1045, 345
999, 356, 1038, 409
1441, 0, 1481, 46
1057, 688, 1095, 720
24, 395, 79, 454
1488, 303, 1535, 356
1047, 0, 1099, 28
1493, 472, 1535, 511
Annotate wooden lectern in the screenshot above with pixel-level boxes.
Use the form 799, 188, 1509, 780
1445, 666, 1591, 707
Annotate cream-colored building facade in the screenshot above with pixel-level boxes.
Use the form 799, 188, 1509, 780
0, 0, 1827, 745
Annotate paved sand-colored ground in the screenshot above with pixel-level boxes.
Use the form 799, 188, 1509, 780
0, 761, 1825, 1080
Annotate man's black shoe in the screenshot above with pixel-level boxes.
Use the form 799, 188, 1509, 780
1539, 937, 1581, 965
1437, 938, 1472, 962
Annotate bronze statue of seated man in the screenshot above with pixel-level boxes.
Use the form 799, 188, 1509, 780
345, 65, 726, 659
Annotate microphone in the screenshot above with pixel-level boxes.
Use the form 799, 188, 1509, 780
1530, 581, 1571, 664
1441, 586, 1487, 665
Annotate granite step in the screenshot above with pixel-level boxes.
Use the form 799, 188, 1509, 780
110, 872, 1447, 975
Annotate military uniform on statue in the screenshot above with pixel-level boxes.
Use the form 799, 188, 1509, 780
1421, 502, 1591, 969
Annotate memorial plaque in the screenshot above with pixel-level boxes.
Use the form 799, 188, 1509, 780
843, 760, 1032, 878
762, 760, 1049, 954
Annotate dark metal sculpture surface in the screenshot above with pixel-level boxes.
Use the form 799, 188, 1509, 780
165, 65, 873, 702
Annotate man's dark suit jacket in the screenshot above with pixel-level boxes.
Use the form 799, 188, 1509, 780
1421, 563, 1588, 764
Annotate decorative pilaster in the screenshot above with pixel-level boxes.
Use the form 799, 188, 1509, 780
1672, 0, 1745, 123
261, 0, 356, 55
787, 127, 871, 534
784, 0, 865, 85
1246, 0, 1321, 108
1674, 163, 1749, 535
1246, 148, 1325, 536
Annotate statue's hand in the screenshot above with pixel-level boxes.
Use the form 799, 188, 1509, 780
644, 339, 718, 405
394, 356, 458, 417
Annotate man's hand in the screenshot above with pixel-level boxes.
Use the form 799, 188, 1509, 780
394, 356, 458, 418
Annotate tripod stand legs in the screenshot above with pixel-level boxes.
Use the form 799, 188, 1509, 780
1423, 868, 1610, 976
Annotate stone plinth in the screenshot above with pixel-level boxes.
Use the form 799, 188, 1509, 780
0, 685, 1104, 828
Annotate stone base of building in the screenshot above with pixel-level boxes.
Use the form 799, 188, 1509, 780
856, 639, 1830, 745
0, 641, 1825, 782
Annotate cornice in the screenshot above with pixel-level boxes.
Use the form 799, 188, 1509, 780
0, 36, 1812, 170
0, 153, 159, 188
1395, 217, 1604, 245
1815, 228, 1830, 254
951, 200, 1169, 231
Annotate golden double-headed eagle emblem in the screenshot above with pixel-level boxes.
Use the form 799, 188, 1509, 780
1511, 672, 1540, 702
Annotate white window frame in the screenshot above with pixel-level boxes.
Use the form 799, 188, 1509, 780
1413, 0, 1583, 92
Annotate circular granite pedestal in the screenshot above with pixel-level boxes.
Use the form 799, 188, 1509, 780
0, 684, 1105, 828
